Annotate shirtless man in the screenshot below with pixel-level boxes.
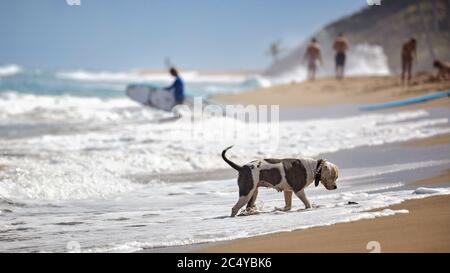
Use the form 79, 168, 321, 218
333, 33, 349, 80
401, 38, 417, 84
433, 60, 450, 81
304, 38, 323, 81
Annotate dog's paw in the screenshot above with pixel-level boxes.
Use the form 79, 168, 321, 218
237, 206, 259, 216
274, 206, 291, 212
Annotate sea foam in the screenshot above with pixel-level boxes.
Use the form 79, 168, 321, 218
0, 64, 22, 77
1, 93, 449, 201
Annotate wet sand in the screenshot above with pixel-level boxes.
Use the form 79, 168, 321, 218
405, 133, 450, 147
201, 194, 450, 253
414, 169, 450, 186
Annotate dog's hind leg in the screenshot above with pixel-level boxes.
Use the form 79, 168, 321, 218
246, 188, 259, 210
295, 189, 311, 209
231, 189, 256, 217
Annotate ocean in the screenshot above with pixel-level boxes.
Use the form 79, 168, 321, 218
1, 64, 450, 252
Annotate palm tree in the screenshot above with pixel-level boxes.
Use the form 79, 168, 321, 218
267, 40, 283, 63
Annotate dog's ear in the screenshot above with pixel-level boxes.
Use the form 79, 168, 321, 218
314, 163, 322, 187
314, 160, 326, 187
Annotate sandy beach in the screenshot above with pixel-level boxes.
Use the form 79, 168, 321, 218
3, 0, 450, 255
202, 194, 450, 253
197, 75, 450, 253
198, 136, 450, 253
213, 75, 450, 107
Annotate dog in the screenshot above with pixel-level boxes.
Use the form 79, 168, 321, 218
433, 60, 450, 81
222, 146, 340, 217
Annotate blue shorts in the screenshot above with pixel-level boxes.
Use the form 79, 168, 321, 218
336, 52, 346, 67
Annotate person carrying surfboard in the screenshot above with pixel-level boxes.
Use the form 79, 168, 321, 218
164, 67, 185, 105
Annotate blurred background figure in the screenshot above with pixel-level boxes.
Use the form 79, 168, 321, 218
164, 67, 185, 105
304, 38, 323, 81
401, 38, 417, 85
333, 33, 349, 80
267, 40, 284, 64
433, 60, 450, 81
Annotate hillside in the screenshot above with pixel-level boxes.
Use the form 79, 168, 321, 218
266, 0, 450, 77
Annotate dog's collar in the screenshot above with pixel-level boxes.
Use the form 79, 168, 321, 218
314, 159, 325, 187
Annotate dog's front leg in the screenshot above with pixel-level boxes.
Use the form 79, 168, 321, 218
275, 191, 292, 211
282, 191, 292, 211
296, 189, 311, 209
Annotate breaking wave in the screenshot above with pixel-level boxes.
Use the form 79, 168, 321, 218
0, 64, 22, 77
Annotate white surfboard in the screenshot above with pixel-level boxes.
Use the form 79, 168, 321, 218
126, 84, 176, 112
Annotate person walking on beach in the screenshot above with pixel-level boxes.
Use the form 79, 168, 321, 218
164, 67, 185, 105
333, 33, 349, 80
304, 38, 323, 81
401, 38, 417, 85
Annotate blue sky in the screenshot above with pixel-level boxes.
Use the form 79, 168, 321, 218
0, 0, 366, 70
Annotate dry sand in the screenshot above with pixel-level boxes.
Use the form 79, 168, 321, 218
213, 75, 450, 107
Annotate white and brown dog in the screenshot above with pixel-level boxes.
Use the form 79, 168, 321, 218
222, 146, 340, 217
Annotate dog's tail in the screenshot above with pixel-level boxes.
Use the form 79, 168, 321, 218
222, 146, 242, 172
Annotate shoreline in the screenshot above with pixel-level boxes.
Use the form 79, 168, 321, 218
138, 164, 450, 253
198, 80, 450, 253
198, 142, 450, 253
137, 132, 450, 253
200, 194, 450, 253
3, 74, 448, 253
136, 75, 450, 253
192, 82, 450, 253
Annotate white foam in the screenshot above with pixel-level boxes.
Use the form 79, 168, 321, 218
1, 157, 449, 252
0, 159, 144, 200
414, 187, 450, 194
0, 91, 168, 122
0, 64, 22, 77
263, 43, 390, 85
78, 186, 449, 253
346, 44, 390, 76
1, 94, 449, 201
56, 69, 249, 84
